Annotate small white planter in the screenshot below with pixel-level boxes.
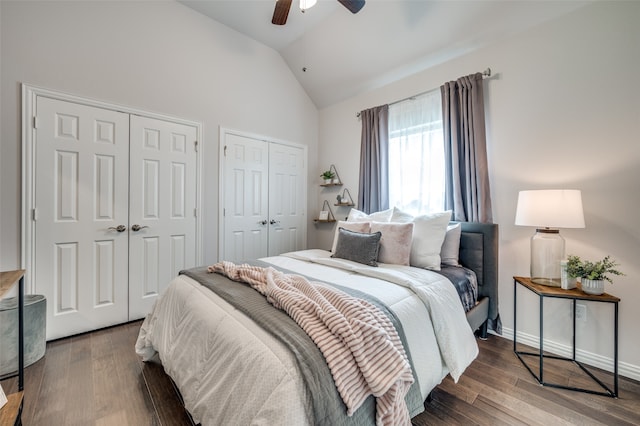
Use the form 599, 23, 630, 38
581, 278, 605, 295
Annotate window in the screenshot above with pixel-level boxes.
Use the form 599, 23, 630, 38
388, 89, 445, 216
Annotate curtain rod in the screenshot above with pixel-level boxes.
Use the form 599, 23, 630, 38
356, 67, 491, 118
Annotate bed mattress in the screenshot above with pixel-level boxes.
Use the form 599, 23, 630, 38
135, 249, 478, 425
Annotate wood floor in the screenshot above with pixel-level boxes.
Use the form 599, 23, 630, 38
1, 320, 638, 425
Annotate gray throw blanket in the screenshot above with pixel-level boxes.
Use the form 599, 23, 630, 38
180, 261, 423, 425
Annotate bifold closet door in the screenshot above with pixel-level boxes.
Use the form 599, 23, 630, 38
33, 97, 198, 339
222, 132, 306, 263
222, 133, 270, 263
128, 115, 197, 320
268, 143, 306, 256
34, 97, 130, 340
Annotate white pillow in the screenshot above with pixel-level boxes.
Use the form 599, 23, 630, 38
390, 208, 452, 270
389, 207, 414, 223
370, 221, 414, 266
331, 220, 371, 252
440, 223, 462, 266
410, 211, 452, 270
347, 208, 393, 223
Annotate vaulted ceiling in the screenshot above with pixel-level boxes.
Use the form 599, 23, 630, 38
179, 0, 590, 109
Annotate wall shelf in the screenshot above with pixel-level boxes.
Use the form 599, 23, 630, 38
334, 188, 354, 207
313, 200, 336, 223
320, 164, 342, 186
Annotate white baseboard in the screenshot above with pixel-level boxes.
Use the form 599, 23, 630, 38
496, 327, 640, 382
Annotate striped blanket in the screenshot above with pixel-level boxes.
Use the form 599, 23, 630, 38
210, 261, 414, 426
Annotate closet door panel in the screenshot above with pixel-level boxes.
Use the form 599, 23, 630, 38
268, 143, 306, 256
34, 96, 130, 340
222, 133, 269, 263
128, 116, 197, 320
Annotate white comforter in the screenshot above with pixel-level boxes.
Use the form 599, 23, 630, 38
135, 249, 478, 425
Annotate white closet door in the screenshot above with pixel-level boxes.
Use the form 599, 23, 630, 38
222, 133, 269, 263
268, 143, 306, 256
128, 115, 198, 320
34, 96, 130, 340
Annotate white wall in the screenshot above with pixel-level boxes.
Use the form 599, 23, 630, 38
0, 1, 319, 269
316, 1, 640, 379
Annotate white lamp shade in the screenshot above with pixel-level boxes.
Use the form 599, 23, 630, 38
515, 189, 585, 228
300, 0, 317, 10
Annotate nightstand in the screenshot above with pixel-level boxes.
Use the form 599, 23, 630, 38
0, 270, 25, 425
513, 276, 619, 398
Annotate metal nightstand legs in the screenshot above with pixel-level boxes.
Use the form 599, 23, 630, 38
513, 278, 618, 398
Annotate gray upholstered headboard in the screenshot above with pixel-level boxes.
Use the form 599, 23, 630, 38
458, 222, 500, 332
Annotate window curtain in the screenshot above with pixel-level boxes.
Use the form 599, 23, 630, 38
388, 90, 444, 216
358, 105, 389, 213
441, 73, 493, 223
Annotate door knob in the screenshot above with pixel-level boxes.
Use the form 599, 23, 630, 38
108, 225, 127, 232
131, 224, 149, 232
270, 219, 280, 225
258, 220, 268, 225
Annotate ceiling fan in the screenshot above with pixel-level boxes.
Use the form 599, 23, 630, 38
272, 0, 366, 25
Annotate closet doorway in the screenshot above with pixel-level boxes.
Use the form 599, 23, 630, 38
219, 129, 307, 262
22, 85, 202, 340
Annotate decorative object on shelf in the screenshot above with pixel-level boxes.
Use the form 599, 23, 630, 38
581, 278, 605, 296
320, 164, 342, 186
320, 170, 335, 184
515, 189, 585, 287
314, 200, 336, 223
334, 188, 354, 206
566, 254, 624, 295
0, 383, 6, 409
560, 259, 577, 290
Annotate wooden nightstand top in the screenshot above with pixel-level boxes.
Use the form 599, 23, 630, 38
0, 391, 23, 426
513, 276, 620, 303
0, 269, 25, 299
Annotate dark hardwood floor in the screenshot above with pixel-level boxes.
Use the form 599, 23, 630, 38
1, 320, 638, 425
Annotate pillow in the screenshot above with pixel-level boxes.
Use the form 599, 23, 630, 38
331, 228, 381, 267
347, 207, 393, 223
370, 222, 414, 265
389, 206, 414, 223
331, 220, 371, 252
410, 211, 452, 270
440, 223, 462, 266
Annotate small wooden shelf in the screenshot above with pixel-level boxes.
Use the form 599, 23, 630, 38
0, 391, 23, 426
314, 200, 336, 223
319, 164, 342, 186
0, 270, 25, 298
0, 270, 25, 426
333, 188, 354, 207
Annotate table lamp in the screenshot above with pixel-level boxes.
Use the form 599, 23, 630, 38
515, 189, 585, 286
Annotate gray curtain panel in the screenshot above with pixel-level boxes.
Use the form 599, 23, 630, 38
441, 73, 493, 223
358, 105, 390, 214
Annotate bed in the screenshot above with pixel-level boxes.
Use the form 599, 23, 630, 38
135, 220, 499, 425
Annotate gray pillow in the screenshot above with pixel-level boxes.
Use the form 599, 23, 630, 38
331, 228, 381, 267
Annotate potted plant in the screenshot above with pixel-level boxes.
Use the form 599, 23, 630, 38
566, 254, 624, 295
320, 170, 335, 184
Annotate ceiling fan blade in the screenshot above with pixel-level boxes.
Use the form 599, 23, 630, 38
272, 0, 292, 25
338, 0, 365, 14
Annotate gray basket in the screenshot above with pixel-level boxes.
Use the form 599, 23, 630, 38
0, 294, 47, 377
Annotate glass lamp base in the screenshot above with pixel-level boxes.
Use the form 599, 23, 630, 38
531, 277, 561, 287
530, 228, 565, 287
